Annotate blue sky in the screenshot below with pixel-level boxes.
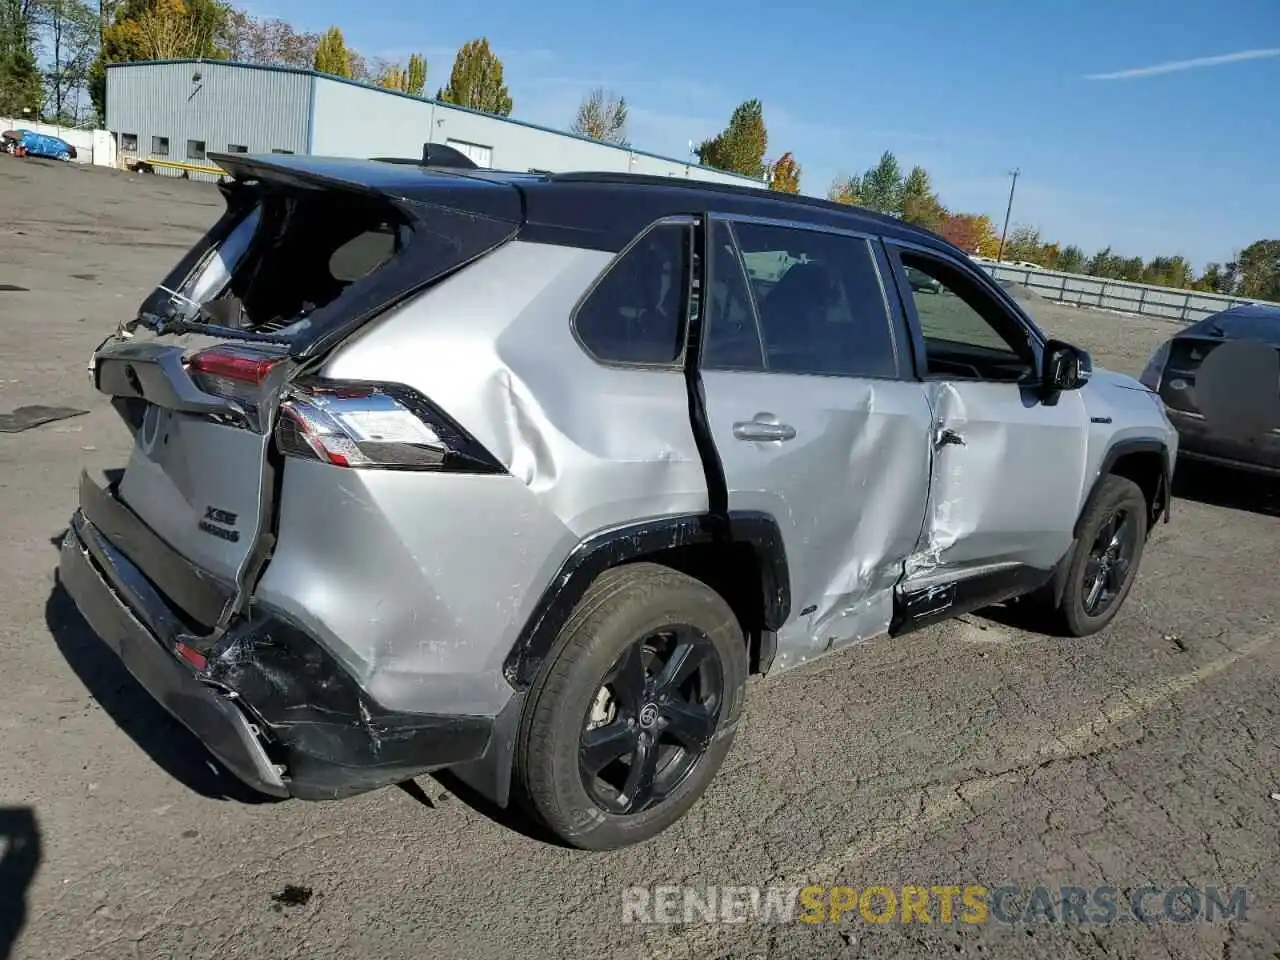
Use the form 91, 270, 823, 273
249, 0, 1278, 269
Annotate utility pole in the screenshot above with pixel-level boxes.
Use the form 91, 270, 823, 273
996, 167, 1020, 262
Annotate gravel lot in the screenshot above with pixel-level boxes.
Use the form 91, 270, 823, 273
1, 156, 1277, 960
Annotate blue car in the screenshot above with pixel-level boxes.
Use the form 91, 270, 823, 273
10, 129, 77, 161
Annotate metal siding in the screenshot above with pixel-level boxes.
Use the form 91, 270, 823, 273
106, 61, 310, 174
309, 78, 435, 157
105, 61, 764, 190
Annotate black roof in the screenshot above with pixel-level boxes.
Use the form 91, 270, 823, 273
1183, 302, 1280, 345
209, 153, 960, 255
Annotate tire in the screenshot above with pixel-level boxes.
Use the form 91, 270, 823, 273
514, 562, 748, 850
1050, 475, 1149, 637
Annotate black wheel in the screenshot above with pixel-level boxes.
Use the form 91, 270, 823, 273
514, 562, 748, 850
1052, 475, 1149, 637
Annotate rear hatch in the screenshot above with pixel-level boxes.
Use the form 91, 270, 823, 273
1159, 335, 1222, 415
90, 155, 522, 630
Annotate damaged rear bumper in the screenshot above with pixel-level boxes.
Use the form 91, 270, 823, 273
58, 494, 495, 801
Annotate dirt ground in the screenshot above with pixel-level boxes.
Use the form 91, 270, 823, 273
1, 156, 1277, 960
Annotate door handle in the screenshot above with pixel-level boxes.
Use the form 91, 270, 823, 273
935, 427, 965, 448
733, 419, 797, 443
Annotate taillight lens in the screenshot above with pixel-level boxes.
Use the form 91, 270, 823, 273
1139, 340, 1171, 391
275, 379, 504, 473
187, 344, 286, 428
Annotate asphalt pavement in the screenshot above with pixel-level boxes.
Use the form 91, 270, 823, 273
0, 156, 1276, 960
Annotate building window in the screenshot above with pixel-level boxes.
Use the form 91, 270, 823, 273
151, 136, 169, 157
445, 138, 493, 169
271, 148, 294, 155
120, 133, 138, 152
186, 139, 206, 161
226, 143, 248, 153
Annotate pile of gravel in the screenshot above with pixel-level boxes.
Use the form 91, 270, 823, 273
999, 279, 1045, 302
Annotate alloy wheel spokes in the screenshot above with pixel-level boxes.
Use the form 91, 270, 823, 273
580, 720, 639, 776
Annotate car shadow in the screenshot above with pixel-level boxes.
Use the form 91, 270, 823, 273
44, 578, 277, 804
0, 806, 41, 960
429, 771, 571, 848
1172, 461, 1280, 518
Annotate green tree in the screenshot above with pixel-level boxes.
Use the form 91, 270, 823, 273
857, 151, 903, 214
696, 98, 767, 179
1, 0, 44, 117
571, 86, 627, 145
437, 37, 512, 116
767, 151, 800, 193
312, 25, 350, 77
897, 164, 946, 231
1002, 224, 1043, 263
1235, 239, 1280, 301
1057, 245, 1085, 274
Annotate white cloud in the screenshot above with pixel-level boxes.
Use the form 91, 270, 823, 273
1085, 47, 1280, 80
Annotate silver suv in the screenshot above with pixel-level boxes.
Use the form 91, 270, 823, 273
60, 156, 1177, 850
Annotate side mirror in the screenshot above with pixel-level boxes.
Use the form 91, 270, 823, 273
1042, 340, 1091, 393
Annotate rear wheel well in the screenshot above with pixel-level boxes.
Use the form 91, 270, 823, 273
620, 542, 768, 673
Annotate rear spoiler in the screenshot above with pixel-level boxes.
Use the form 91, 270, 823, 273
130, 155, 525, 358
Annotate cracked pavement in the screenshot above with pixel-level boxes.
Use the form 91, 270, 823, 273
1, 158, 1277, 960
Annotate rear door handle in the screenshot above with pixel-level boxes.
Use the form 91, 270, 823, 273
733, 419, 797, 443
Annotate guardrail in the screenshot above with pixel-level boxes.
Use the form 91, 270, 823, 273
128, 156, 228, 180
977, 261, 1277, 324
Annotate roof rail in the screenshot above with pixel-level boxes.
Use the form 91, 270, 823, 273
545, 170, 899, 223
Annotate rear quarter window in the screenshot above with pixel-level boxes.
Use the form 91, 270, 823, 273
572, 222, 692, 366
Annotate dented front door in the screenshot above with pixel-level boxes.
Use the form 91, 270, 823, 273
905, 379, 1088, 590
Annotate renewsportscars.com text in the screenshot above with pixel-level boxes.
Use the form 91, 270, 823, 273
621, 884, 1249, 926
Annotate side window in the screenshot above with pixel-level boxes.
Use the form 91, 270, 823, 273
731, 222, 897, 378
703, 221, 765, 371
573, 223, 691, 365
898, 250, 1033, 382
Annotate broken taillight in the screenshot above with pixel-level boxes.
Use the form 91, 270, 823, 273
274, 379, 503, 473
187, 344, 286, 429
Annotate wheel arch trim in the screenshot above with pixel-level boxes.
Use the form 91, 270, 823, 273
1080, 438, 1173, 536
501, 510, 791, 691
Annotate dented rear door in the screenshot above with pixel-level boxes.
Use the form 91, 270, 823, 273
698, 217, 933, 670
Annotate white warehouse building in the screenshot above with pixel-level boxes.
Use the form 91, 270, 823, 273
105, 59, 766, 188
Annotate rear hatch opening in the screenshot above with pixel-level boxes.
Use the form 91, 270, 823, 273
89, 156, 525, 644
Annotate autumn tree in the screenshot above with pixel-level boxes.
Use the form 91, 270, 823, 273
570, 86, 627, 145
767, 151, 800, 193
377, 52, 426, 95
438, 37, 512, 116
220, 11, 319, 68
312, 25, 351, 77
827, 174, 859, 205
90, 0, 228, 117
940, 213, 998, 256
696, 98, 767, 180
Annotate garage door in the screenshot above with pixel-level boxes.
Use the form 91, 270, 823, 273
445, 139, 493, 169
